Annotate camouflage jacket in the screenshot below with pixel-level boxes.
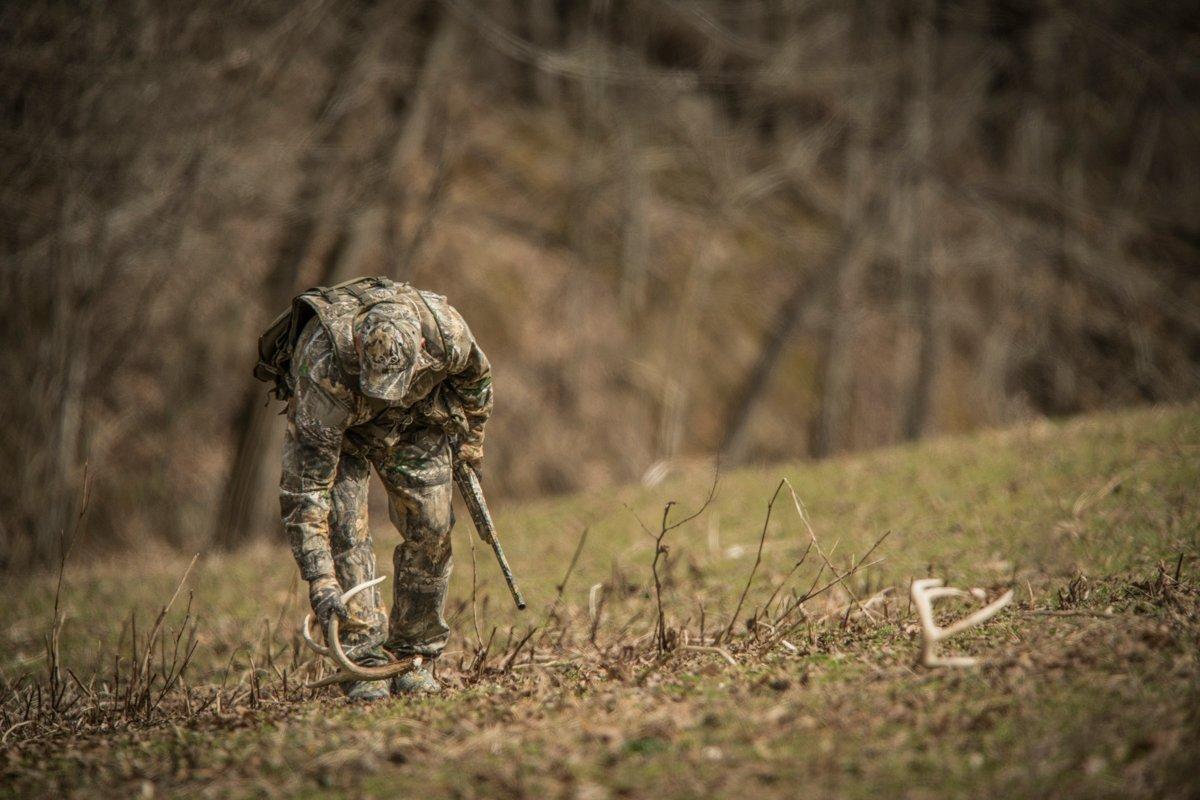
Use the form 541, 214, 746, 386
275, 277, 492, 585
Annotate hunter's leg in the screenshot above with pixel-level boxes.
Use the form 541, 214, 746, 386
369, 428, 454, 659
328, 448, 388, 661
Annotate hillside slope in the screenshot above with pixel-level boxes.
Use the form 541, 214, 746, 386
3, 404, 1198, 798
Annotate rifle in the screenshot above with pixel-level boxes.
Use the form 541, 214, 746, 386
453, 461, 527, 610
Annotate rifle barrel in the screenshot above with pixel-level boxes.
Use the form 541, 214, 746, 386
455, 463, 526, 610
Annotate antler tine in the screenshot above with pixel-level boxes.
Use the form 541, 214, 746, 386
939, 589, 1013, 639
300, 613, 331, 656
338, 575, 389, 604
299, 576, 420, 686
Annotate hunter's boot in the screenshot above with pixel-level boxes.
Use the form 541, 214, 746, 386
340, 649, 392, 702
391, 665, 440, 695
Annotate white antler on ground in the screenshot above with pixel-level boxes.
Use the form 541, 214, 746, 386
911, 578, 1013, 667
300, 576, 420, 688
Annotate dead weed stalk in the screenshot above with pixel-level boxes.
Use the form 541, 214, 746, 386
4, 474, 898, 746
452, 474, 892, 687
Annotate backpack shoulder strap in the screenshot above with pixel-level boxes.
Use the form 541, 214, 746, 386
414, 289, 452, 367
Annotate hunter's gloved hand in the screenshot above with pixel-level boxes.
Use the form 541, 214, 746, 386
454, 440, 484, 471
309, 581, 350, 628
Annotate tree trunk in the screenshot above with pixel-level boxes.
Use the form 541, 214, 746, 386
211, 8, 382, 550
811, 234, 873, 457
212, 5, 457, 549
899, 0, 938, 441
720, 231, 867, 464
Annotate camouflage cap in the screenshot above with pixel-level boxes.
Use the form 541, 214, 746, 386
353, 302, 421, 401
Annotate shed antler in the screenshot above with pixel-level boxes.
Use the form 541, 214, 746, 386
911, 578, 1013, 667
300, 576, 420, 688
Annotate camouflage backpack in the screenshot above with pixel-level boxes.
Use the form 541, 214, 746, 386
253, 276, 455, 402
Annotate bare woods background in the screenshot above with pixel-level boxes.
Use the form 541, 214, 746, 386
2, 0, 1197, 569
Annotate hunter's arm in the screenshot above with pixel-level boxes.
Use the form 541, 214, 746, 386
444, 316, 493, 465
279, 323, 354, 593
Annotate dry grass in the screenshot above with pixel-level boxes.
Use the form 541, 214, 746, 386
1, 404, 1198, 798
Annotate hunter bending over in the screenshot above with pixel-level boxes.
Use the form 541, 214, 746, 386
255, 276, 492, 701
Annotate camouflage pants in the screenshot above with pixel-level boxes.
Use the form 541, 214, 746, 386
328, 426, 454, 662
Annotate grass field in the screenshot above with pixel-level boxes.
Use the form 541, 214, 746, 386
3, 404, 1198, 798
